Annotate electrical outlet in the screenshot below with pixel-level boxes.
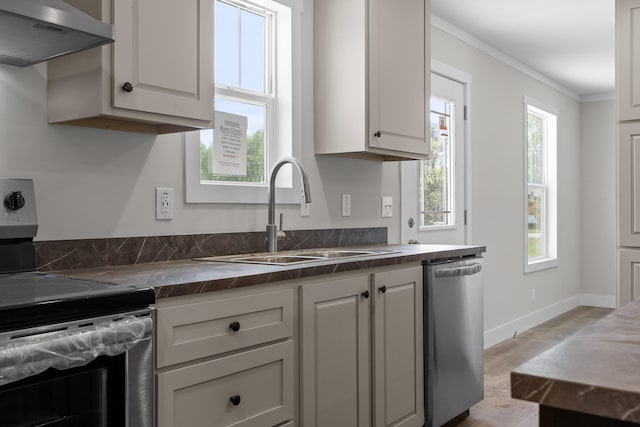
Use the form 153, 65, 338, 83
341, 194, 351, 217
156, 188, 173, 220
381, 196, 393, 217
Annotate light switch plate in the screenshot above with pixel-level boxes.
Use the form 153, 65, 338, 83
300, 202, 311, 217
381, 196, 393, 217
341, 194, 351, 217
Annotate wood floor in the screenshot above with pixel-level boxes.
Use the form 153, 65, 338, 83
454, 306, 613, 427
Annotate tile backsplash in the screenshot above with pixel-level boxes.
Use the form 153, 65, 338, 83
35, 227, 387, 271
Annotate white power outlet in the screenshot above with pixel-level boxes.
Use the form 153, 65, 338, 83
341, 194, 351, 217
381, 196, 393, 217
156, 188, 174, 220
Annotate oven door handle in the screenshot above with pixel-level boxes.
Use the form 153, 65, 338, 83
0, 315, 152, 387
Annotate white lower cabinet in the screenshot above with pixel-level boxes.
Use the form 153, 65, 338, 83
300, 274, 372, 427
300, 265, 424, 427
373, 268, 424, 427
155, 287, 295, 427
155, 264, 424, 427
157, 340, 293, 427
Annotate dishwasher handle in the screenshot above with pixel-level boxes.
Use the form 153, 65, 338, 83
434, 263, 482, 278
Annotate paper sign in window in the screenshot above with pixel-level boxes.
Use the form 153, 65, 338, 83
213, 111, 248, 176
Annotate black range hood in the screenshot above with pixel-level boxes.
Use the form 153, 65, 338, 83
0, 0, 114, 67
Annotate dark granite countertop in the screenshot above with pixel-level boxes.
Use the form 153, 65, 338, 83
511, 300, 640, 422
57, 244, 485, 299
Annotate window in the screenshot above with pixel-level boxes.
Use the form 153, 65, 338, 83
185, 0, 302, 204
524, 97, 558, 273
420, 96, 455, 229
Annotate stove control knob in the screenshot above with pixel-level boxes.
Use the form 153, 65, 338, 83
4, 191, 25, 211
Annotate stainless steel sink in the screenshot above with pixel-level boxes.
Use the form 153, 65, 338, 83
290, 249, 379, 258
228, 255, 320, 264
193, 249, 398, 265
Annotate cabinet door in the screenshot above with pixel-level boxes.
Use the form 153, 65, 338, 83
113, 0, 213, 121
618, 123, 640, 246
368, 0, 430, 156
373, 266, 424, 427
617, 0, 640, 121
300, 275, 371, 427
619, 249, 640, 306
157, 340, 293, 427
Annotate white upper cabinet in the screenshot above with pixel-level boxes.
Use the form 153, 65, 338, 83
47, 0, 214, 134
617, 0, 640, 121
314, 0, 431, 161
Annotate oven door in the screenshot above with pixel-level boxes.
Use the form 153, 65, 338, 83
0, 310, 154, 427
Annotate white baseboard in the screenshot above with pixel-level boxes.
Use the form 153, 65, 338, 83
483, 293, 615, 349
579, 293, 616, 308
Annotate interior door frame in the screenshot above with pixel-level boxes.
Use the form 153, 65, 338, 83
400, 60, 473, 244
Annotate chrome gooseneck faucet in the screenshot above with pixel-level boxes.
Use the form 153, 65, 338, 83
267, 157, 311, 253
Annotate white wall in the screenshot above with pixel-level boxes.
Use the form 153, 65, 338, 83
580, 100, 616, 301
0, 0, 398, 242
430, 27, 585, 336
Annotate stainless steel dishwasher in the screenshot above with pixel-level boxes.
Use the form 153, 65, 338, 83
424, 257, 484, 427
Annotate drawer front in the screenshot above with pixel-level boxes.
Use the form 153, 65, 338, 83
157, 340, 294, 427
157, 288, 294, 367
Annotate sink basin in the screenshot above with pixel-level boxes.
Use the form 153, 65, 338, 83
194, 249, 398, 265
290, 249, 380, 258
229, 255, 320, 264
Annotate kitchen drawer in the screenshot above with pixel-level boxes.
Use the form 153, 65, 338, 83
156, 288, 294, 368
157, 340, 294, 427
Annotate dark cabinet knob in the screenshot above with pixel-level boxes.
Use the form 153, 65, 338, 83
229, 395, 241, 406
4, 191, 25, 211
229, 321, 241, 332
374, 131, 381, 138
378, 286, 387, 294
361, 290, 370, 299
122, 82, 133, 92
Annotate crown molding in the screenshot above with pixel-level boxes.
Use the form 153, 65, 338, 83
432, 14, 585, 101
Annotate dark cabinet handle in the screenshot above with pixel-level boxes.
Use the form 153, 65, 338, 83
378, 286, 387, 294
229, 321, 240, 332
361, 290, 370, 299
374, 131, 381, 138
122, 82, 133, 92
229, 395, 241, 406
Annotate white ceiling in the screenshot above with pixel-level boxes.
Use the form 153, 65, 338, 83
430, 0, 615, 99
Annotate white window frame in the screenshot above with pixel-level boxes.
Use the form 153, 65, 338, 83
419, 95, 456, 231
523, 96, 558, 273
185, 0, 303, 204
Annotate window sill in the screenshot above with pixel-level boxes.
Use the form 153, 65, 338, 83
525, 258, 558, 274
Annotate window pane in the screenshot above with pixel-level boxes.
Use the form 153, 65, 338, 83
215, 1, 239, 87
200, 98, 266, 184
524, 101, 557, 270
420, 100, 454, 228
528, 186, 546, 259
528, 112, 544, 185
240, 10, 266, 93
